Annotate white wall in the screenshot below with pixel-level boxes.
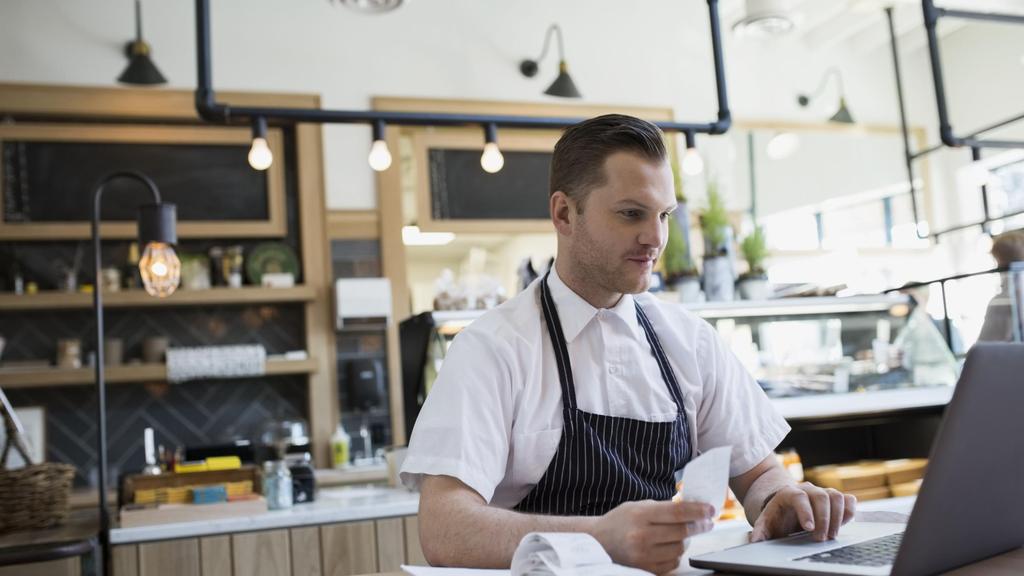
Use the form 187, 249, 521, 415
4, 0, 1021, 299
0, 0, 903, 211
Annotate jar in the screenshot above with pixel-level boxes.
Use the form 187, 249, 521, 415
262, 460, 293, 510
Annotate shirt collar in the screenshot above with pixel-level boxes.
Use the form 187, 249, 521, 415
546, 265, 641, 344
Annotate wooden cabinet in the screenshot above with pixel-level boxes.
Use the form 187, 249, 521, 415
111, 515, 425, 576
0, 558, 80, 576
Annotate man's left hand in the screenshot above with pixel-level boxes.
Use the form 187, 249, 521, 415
750, 482, 856, 543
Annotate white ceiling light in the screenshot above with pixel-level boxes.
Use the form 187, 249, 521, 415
733, 0, 797, 38
402, 226, 455, 246
335, 0, 403, 14
766, 132, 801, 160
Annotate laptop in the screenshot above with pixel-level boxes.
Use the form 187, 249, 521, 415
690, 342, 1024, 576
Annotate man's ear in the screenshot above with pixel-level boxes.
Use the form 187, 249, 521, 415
550, 191, 574, 236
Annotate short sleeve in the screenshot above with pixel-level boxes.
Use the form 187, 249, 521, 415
695, 323, 791, 477
399, 327, 515, 503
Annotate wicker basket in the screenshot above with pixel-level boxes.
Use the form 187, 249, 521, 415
0, 462, 76, 534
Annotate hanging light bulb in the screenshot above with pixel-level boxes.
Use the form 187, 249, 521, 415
368, 120, 393, 172
248, 117, 273, 170
139, 241, 181, 298
682, 131, 704, 176
480, 123, 504, 173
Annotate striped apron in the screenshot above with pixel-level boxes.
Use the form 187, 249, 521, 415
514, 272, 693, 516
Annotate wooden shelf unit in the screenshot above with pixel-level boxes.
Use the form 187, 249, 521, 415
0, 84, 336, 464
0, 358, 319, 389
0, 286, 316, 311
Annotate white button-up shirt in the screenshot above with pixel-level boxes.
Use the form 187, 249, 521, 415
401, 268, 790, 509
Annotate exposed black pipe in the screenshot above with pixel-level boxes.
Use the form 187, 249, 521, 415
921, 0, 1024, 149
972, 146, 991, 234
887, 7, 927, 240
194, 0, 731, 135
889, 2, 1024, 242
884, 267, 1007, 292
936, 7, 1024, 25
931, 209, 1024, 240
939, 280, 953, 351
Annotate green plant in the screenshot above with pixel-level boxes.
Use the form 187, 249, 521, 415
670, 151, 686, 203
699, 183, 729, 252
740, 226, 769, 276
662, 217, 697, 282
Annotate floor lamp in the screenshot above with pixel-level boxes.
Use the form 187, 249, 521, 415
92, 171, 180, 574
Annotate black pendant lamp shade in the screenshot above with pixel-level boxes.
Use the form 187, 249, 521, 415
118, 0, 166, 85
829, 96, 855, 124
520, 24, 582, 99
544, 61, 582, 98
138, 203, 178, 247
797, 67, 855, 125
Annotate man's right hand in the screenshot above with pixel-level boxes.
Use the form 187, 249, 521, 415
590, 500, 715, 574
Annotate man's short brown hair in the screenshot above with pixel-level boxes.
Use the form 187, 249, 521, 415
549, 114, 667, 212
991, 229, 1024, 267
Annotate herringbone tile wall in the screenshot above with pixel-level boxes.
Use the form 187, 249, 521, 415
2, 304, 307, 486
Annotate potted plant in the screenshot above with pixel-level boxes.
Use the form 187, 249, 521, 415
699, 183, 735, 301
662, 217, 701, 302
663, 153, 701, 302
738, 226, 771, 300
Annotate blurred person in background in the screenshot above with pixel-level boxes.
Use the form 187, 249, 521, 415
977, 230, 1024, 342
898, 283, 965, 357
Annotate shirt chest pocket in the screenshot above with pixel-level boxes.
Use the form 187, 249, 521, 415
510, 428, 563, 488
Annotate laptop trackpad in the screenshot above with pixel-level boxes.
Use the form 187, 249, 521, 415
690, 522, 906, 574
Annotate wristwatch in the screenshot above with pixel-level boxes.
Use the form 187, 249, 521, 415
761, 488, 784, 514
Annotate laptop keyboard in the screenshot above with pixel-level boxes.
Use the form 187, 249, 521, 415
796, 532, 903, 567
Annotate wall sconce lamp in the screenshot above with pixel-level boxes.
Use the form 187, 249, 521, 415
248, 116, 273, 170
519, 24, 582, 99
681, 131, 704, 176
797, 67, 855, 124
368, 120, 393, 172
480, 123, 505, 173
92, 171, 179, 572
118, 0, 167, 85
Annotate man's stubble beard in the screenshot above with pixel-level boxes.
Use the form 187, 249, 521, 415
570, 214, 652, 297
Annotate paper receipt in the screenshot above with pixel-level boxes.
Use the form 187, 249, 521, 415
675, 446, 732, 516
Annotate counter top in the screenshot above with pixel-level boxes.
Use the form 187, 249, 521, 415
772, 385, 954, 420
109, 485, 419, 545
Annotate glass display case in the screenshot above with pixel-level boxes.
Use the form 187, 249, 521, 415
399, 294, 967, 468
405, 294, 961, 427
671, 294, 959, 400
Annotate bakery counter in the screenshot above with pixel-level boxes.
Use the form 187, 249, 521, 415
109, 486, 425, 576
110, 485, 419, 545
772, 385, 954, 421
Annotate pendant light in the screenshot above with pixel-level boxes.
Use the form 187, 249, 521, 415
797, 67, 855, 125
480, 123, 505, 174
681, 131, 704, 176
118, 0, 167, 86
368, 120, 393, 172
519, 24, 582, 99
248, 117, 273, 171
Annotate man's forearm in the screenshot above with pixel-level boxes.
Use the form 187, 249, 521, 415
740, 465, 794, 526
419, 493, 598, 568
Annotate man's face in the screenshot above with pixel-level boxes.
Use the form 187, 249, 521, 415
566, 151, 677, 296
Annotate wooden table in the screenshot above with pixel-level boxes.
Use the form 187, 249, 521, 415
0, 510, 98, 576
365, 519, 1024, 576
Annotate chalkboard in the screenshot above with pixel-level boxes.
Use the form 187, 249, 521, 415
428, 149, 551, 220
2, 141, 268, 222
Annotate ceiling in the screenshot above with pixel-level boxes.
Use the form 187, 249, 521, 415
720, 0, 1024, 55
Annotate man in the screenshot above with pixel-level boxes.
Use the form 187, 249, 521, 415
401, 115, 855, 574
978, 230, 1024, 342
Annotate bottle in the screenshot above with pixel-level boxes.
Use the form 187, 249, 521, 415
331, 424, 351, 470
263, 460, 294, 510
124, 242, 142, 290
12, 261, 24, 295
